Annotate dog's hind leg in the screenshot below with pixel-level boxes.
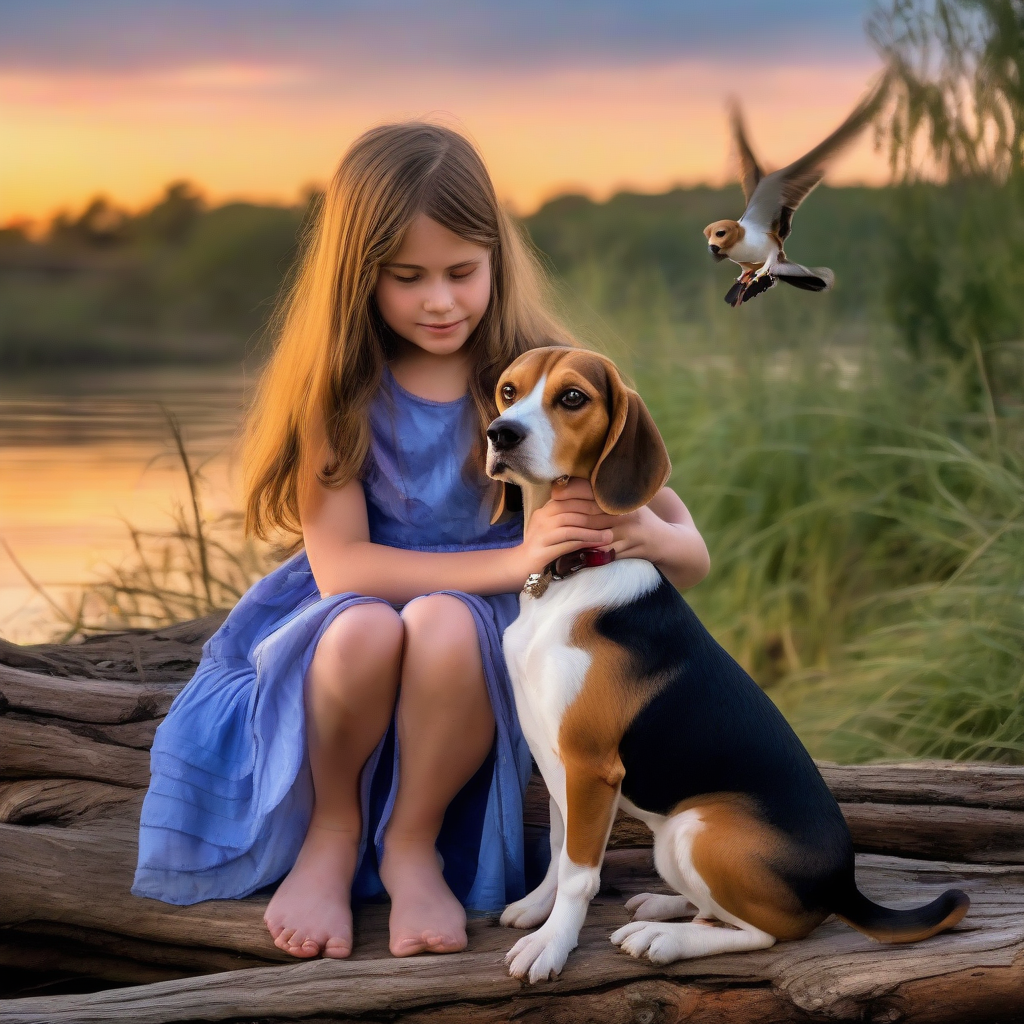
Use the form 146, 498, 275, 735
613, 794, 827, 965
624, 893, 697, 922
612, 803, 777, 963
611, 918, 775, 964
501, 796, 564, 929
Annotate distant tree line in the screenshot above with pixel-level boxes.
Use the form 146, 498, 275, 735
0, 183, 311, 366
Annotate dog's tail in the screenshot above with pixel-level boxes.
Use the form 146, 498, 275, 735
832, 885, 969, 944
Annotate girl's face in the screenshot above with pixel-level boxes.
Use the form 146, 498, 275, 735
376, 213, 492, 358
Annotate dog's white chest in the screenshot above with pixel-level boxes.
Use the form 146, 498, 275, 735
503, 559, 662, 761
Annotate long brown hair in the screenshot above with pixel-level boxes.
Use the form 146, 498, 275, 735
242, 122, 574, 546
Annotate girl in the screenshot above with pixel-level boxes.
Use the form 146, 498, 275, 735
133, 122, 711, 961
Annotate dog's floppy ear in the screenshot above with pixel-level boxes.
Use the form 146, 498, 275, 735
489, 482, 523, 525
591, 369, 671, 515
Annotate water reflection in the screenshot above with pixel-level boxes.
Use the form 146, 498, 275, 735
0, 366, 253, 643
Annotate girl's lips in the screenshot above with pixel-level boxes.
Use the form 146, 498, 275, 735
418, 318, 466, 333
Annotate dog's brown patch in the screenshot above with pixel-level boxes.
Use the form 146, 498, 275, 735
678, 793, 825, 941
548, 353, 615, 481
557, 609, 670, 867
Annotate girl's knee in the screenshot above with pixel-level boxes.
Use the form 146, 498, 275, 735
311, 602, 404, 692
401, 594, 475, 651
400, 595, 485, 693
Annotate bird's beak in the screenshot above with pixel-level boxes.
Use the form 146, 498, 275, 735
708, 245, 727, 263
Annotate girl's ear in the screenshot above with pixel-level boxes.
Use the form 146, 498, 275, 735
591, 376, 671, 515
489, 482, 523, 525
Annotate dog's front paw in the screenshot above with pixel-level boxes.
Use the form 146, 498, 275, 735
624, 892, 696, 922
610, 921, 683, 964
501, 889, 556, 930
505, 925, 576, 983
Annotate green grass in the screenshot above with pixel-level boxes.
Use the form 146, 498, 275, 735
637, 332, 1024, 764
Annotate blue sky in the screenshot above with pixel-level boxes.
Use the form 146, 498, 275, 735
2, 1, 877, 72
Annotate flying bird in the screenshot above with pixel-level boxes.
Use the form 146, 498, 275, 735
705, 77, 889, 307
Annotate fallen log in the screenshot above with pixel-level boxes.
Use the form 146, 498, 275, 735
1, 616, 1023, 1022
2, 853, 1023, 1023
0, 663, 182, 723
0, 716, 152, 787
0, 614, 226, 683
0, 779, 140, 826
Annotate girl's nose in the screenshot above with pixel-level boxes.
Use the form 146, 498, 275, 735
423, 282, 456, 314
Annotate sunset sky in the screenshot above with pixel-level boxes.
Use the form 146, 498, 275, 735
2, 1, 888, 224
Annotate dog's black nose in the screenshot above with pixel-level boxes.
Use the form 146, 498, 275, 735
487, 419, 524, 451
709, 244, 721, 254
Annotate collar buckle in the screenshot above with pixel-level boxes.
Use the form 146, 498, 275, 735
522, 571, 551, 599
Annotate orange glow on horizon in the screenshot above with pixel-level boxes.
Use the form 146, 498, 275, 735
1, 57, 890, 226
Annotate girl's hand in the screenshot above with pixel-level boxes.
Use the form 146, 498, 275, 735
514, 478, 615, 578
608, 485, 711, 591
538, 482, 666, 564
603, 503, 664, 562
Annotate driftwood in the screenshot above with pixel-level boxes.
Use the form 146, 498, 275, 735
1, 616, 1023, 1022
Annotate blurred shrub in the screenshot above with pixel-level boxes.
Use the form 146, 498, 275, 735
0, 184, 303, 367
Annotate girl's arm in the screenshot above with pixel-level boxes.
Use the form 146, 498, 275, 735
299, 474, 615, 604
605, 485, 711, 591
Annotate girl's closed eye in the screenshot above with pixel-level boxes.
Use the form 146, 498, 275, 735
385, 262, 477, 285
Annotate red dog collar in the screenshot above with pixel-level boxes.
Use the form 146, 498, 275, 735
551, 546, 616, 580
523, 547, 616, 599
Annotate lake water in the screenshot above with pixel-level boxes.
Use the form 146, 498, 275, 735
0, 365, 254, 644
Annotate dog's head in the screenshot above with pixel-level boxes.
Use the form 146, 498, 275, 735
486, 347, 671, 521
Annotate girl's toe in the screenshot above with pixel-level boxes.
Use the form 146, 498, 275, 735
323, 936, 352, 959
425, 931, 466, 953
277, 929, 321, 958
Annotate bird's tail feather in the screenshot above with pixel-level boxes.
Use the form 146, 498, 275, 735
775, 262, 834, 292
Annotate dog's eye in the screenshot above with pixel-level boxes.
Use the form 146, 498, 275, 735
715, 230, 727, 238
559, 389, 587, 409
500, 383, 516, 403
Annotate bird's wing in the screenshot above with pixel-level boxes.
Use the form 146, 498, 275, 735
742, 169, 800, 238
741, 74, 889, 238
729, 100, 763, 205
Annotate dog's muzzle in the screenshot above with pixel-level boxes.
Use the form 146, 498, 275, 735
486, 418, 524, 451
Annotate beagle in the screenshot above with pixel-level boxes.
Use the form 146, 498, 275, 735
485, 347, 969, 983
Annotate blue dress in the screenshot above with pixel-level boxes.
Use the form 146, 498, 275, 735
132, 365, 532, 913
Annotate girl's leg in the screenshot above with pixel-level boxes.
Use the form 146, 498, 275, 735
264, 602, 404, 958
379, 595, 496, 957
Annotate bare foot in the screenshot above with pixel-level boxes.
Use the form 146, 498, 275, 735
264, 822, 359, 959
379, 839, 467, 956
